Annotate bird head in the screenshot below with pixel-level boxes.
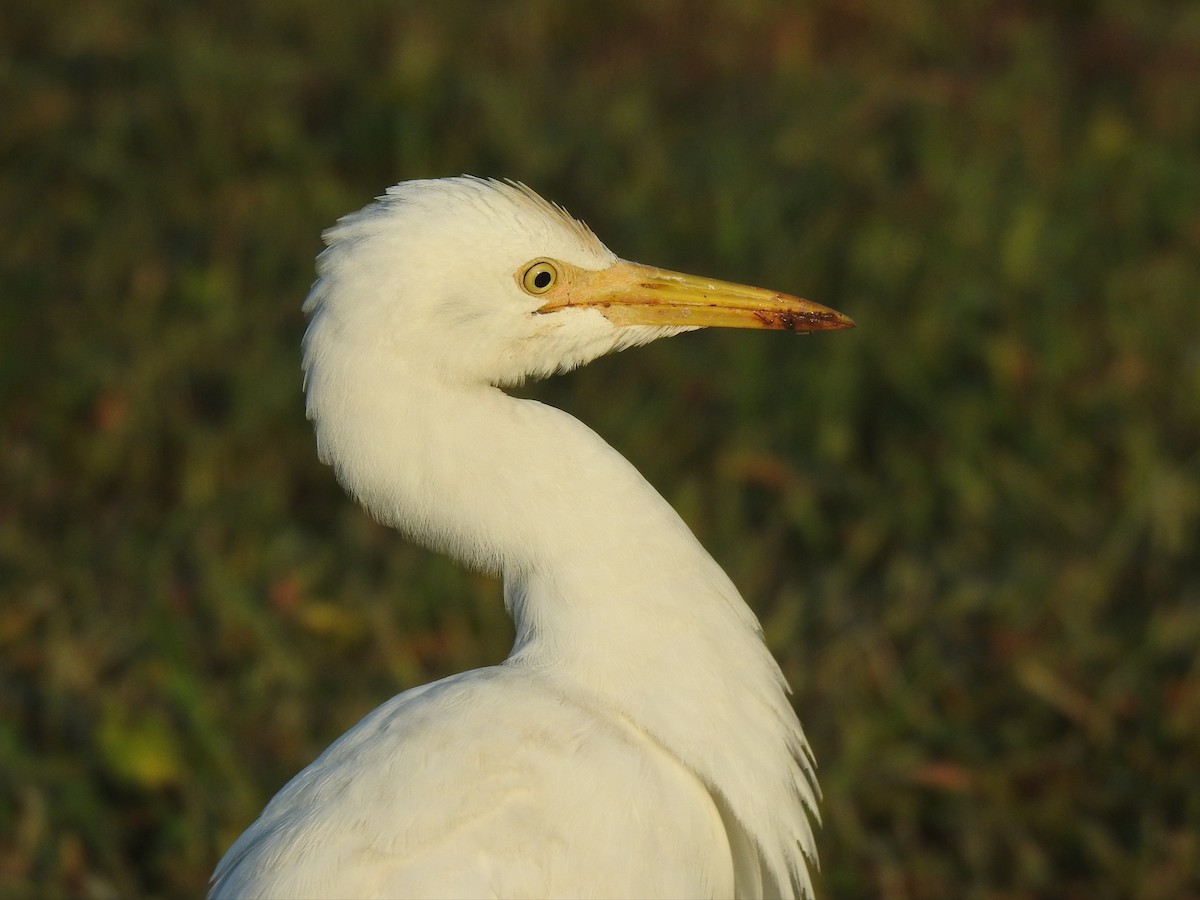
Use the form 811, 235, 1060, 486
302, 177, 853, 389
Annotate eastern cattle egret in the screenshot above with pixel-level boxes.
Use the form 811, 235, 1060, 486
210, 177, 854, 899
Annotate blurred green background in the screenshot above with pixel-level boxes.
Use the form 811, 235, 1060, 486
3, 1, 1199, 897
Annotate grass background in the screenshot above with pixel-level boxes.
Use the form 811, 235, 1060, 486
3, 1, 1199, 897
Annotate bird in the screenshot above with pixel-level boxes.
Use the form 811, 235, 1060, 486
209, 176, 854, 900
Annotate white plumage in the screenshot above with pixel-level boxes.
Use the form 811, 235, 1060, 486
210, 177, 853, 899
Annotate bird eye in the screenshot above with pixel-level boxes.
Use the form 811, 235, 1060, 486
521, 260, 558, 294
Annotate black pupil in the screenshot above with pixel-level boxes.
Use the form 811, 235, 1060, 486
534, 270, 551, 288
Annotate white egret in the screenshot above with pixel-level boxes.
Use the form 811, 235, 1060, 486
210, 177, 854, 899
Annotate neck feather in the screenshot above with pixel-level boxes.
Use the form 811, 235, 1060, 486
307, 347, 819, 893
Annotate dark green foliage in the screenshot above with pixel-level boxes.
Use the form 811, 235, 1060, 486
2, 2, 1198, 896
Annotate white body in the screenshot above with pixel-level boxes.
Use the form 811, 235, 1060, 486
210, 179, 820, 899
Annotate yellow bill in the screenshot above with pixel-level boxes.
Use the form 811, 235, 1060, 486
525, 258, 854, 332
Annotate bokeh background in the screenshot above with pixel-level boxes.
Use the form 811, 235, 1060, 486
3, 1, 1199, 897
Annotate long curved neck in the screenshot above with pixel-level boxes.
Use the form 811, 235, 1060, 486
307, 345, 817, 891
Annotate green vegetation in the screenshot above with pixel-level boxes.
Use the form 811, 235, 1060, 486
3, 1, 1198, 896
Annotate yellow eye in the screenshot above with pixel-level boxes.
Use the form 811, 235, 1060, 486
521, 260, 558, 294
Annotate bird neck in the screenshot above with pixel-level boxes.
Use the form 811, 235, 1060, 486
308, 347, 816, 884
